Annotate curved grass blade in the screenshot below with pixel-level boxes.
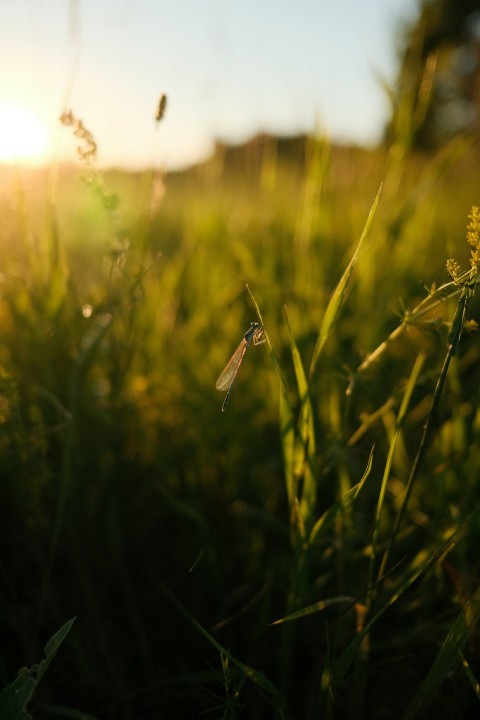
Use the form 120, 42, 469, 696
246, 285, 299, 527
335, 526, 465, 682
309, 445, 374, 546
246, 284, 289, 400
369, 352, 426, 591
271, 596, 355, 626
309, 183, 382, 379
161, 583, 287, 719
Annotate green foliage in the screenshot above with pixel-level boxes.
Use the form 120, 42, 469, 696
2, 120, 480, 720
0, 619, 75, 720
388, 0, 480, 148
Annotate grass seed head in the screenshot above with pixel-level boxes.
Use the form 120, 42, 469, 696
155, 94, 167, 123
467, 205, 480, 271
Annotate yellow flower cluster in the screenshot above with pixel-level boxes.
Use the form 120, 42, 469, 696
446, 257, 462, 282
466, 205, 480, 271
446, 206, 480, 282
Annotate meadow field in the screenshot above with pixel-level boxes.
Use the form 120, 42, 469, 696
1, 120, 480, 719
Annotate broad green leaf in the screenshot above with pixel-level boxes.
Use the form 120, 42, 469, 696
0, 668, 36, 720
38, 617, 76, 684
0, 618, 76, 720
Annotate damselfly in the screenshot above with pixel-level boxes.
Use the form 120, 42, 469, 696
216, 322, 266, 412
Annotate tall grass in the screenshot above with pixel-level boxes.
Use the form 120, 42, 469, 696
1, 102, 480, 719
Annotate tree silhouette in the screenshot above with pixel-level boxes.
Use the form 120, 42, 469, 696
389, 0, 480, 148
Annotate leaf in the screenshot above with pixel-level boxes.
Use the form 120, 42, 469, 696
0, 618, 76, 720
284, 307, 317, 532
279, 384, 297, 519
309, 183, 382, 378
246, 285, 300, 531
161, 584, 287, 719
371, 352, 426, 581
246, 284, 289, 400
0, 668, 36, 720
38, 617, 76, 685
335, 527, 465, 681
309, 445, 374, 546
271, 596, 355, 626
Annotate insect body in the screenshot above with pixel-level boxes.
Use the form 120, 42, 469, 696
216, 322, 265, 412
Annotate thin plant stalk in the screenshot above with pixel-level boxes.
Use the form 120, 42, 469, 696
366, 352, 426, 606
379, 282, 475, 579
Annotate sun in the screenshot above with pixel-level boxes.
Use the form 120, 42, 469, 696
0, 103, 49, 164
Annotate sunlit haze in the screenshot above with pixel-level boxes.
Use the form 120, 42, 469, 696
0, 0, 418, 170
0, 103, 50, 164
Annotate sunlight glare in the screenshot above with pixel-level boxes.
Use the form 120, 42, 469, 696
0, 103, 49, 164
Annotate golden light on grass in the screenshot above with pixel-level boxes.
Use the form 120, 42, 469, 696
0, 103, 49, 164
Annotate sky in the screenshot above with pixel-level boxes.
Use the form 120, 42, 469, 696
0, 0, 419, 170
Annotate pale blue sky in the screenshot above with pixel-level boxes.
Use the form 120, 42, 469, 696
1, 0, 418, 169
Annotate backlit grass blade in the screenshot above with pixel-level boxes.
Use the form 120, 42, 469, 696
246, 285, 299, 525
459, 652, 480, 703
309, 183, 382, 379
280, 384, 297, 523
368, 352, 426, 591
246, 284, 289, 400
309, 445, 374, 546
336, 525, 465, 681
284, 306, 317, 534
271, 596, 355, 626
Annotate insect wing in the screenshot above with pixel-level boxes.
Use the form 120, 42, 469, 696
215, 339, 248, 392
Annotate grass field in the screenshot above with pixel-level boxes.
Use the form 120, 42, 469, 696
1, 119, 480, 719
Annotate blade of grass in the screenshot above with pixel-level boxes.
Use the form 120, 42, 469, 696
246, 284, 289, 400
402, 585, 480, 720
335, 525, 465, 681
246, 285, 300, 531
379, 279, 476, 579
459, 651, 480, 704
279, 386, 299, 527
348, 275, 480, 391
0, 618, 76, 720
271, 596, 355, 626
309, 445, 374, 546
309, 183, 382, 379
160, 583, 287, 719
284, 306, 317, 534
368, 352, 426, 595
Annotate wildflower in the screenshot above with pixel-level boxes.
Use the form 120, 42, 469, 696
445, 206, 480, 283
466, 205, 480, 271
446, 258, 462, 283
